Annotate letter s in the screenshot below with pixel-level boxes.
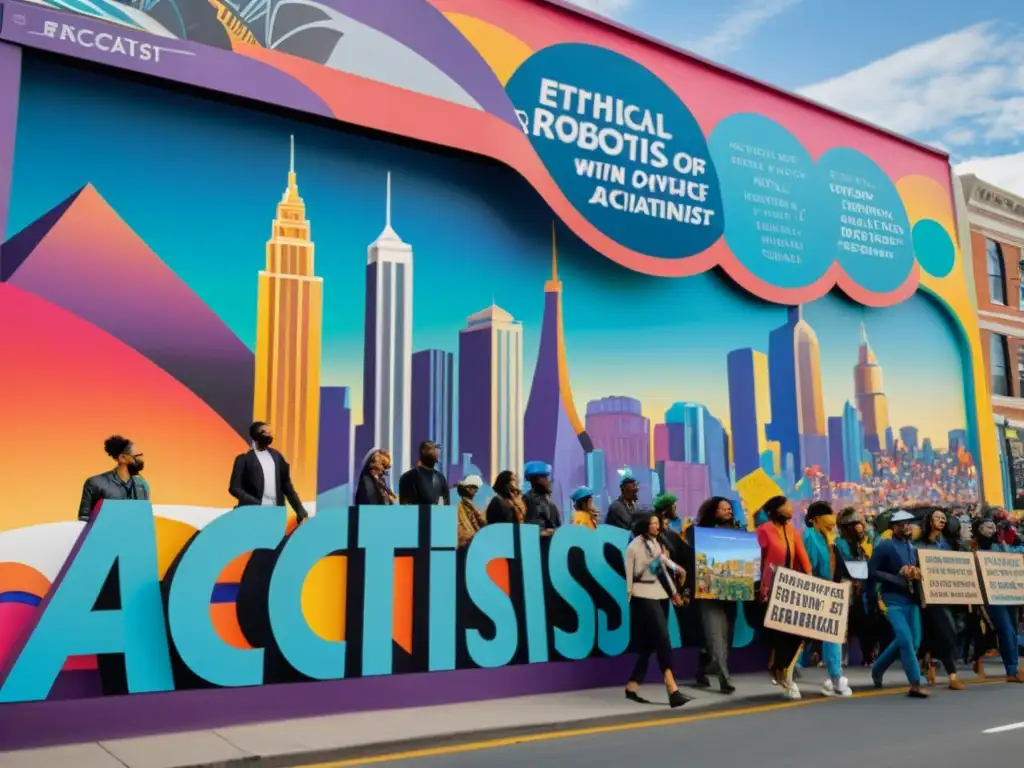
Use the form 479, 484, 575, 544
592, 525, 630, 656
547, 525, 596, 660
464, 524, 518, 668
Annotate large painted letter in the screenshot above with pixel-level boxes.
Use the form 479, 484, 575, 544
547, 525, 596, 660
359, 505, 418, 676
268, 507, 348, 680
592, 525, 630, 656
519, 524, 549, 663
429, 505, 457, 672
167, 505, 287, 687
464, 524, 518, 668
0, 501, 173, 703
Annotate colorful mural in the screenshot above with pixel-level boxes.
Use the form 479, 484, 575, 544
0, 0, 997, 733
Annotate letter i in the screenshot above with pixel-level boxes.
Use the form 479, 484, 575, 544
428, 506, 458, 671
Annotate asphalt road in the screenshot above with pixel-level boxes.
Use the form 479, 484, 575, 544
303, 681, 1024, 768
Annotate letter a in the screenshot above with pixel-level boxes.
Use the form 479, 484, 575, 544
0, 501, 173, 702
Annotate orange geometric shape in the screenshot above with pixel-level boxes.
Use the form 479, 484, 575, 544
487, 558, 511, 596
210, 602, 252, 650
0, 562, 51, 599
0, 283, 248, 532
153, 517, 199, 581
393, 556, 414, 654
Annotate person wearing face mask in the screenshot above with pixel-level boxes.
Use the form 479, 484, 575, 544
399, 441, 450, 506
756, 495, 812, 700
869, 510, 928, 698
355, 448, 396, 505
78, 435, 150, 522
915, 507, 964, 690
971, 516, 1024, 683
229, 422, 308, 523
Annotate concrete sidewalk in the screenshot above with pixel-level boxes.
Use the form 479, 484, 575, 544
0, 663, 1003, 768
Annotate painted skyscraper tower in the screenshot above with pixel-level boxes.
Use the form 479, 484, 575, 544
524, 225, 593, 509
357, 173, 413, 474
854, 323, 890, 454
794, 307, 828, 471
459, 305, 523, 482
253, 135, 323, 501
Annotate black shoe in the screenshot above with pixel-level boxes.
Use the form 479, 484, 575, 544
669, 690, 692, 708
720, 681, 736, 695
694, 674, 712, 688
908, 687, 930, 699
625, 689, 650, 704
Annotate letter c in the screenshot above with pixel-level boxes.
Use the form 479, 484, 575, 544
268, 507, 348, 680
167, 506, 287, 687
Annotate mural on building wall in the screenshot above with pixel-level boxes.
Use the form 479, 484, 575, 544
0, 53, 978, 700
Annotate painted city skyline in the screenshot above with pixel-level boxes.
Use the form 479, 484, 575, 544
0, 58, 977, 530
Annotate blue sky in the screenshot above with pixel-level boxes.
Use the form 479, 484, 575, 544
567, 0, 1024, 196
8, 56, 968, 450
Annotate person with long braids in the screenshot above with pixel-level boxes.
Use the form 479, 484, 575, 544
971, 516, 1024, 683
689, 496, 740, 694
756, 495, 812, 700
624, 513, 691, 708
915, 507, 965, 691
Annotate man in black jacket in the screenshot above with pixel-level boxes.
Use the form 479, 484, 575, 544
78, 435, 150, 522
398, 441, 450, 506
605, 476, 640, 529
229, 422, 308, 522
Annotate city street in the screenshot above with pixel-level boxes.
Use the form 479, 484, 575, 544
296, 681, 1024, 768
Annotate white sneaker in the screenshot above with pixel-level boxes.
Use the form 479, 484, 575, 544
823, 677, 852, 697
821, 678, 834, 696
783, 684, 802, 700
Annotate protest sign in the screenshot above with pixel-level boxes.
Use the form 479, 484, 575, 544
735, 469, 784, 532
764, 567, 850, 643
917, 549, 983, 606
975, 551, 1024, 606
693, 528, 761, 601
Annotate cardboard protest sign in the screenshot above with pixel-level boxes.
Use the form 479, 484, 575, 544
735, 469, 784, 532
693, 528, 761, 601
764, 567, 850, 643
917, 549, 983, 606
975, 551, 1024, 606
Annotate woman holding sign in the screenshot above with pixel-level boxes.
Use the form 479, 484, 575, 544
624, 514, 692, 708
756, 495, 812, 700
915, 507, 965, 691
971, 517, 1024, 683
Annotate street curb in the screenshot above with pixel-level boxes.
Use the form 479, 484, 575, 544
169, 689, 837, 768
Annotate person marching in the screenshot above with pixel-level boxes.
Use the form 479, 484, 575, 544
869, 510, 928, 698
971, 516, 1024, 683
756, 495, 812, 700
802, 501, 853, 697
836, 508, 877, 666
915, 507, 965, 690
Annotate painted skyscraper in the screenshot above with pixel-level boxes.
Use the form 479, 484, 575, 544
253, 135, 323, 501
727, 348, 772, 479
318, 386, 351, 495
766, 307, 801, 472
459, 304, 523, 483
524, 225, 593, 509
411, 349, 454, 473
794, 307, 828, 471
586, 396, 649, 501
854, 323, 890, 454
842, 401, 865, 483
357, 173, 413, 474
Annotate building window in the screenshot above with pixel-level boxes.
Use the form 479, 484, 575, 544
987, 238, 1006, 305
1019, 346, 1024, 397
992, 333, 1010, 396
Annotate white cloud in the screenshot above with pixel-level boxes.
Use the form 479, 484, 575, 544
688, 0, 803, 59
562, 0, 636, 17
956, 153, 1024, 198
798, 23, 1024, 196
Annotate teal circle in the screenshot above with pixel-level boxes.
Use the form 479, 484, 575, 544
708, 113, 822, 289
506, 44, 723, 259
912, 218, 956, 278
810, 148, 915, 293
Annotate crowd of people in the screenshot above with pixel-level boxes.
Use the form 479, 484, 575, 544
79, 428, 1023, 709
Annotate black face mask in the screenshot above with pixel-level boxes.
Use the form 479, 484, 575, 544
127, 459, 145, 476
255, 435, 273, 450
